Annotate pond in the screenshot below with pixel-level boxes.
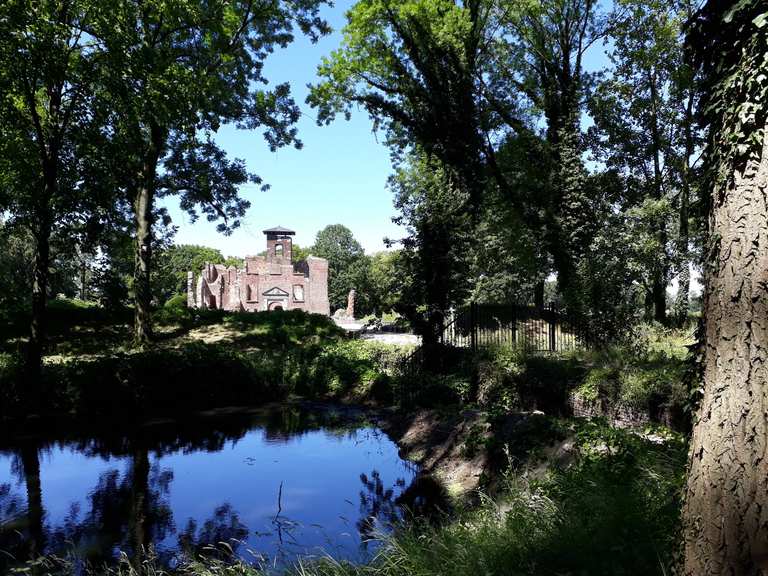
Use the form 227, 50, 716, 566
0, 405, 430, 571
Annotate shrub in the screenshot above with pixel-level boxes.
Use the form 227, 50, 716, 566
576, 344, 689, 427
154, 293, 192, 326
474, 345, 584, 414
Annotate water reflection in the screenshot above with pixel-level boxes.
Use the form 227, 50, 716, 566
178, 503, 249, 560
0, 405, 430, 570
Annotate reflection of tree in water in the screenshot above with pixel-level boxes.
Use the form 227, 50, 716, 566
262, 407, 321, 442
356, 470, 405, 545
46, 448, 174, 567
261, 406, 368, 443
395, 475, 451, 521
178, 503, 249, 561
356, 471, 451, 547
0, 480, 28, 566
0, 443, 48, 567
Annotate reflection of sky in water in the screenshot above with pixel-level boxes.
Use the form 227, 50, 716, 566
0, 420, 418, 568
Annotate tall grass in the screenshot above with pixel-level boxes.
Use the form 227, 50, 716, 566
281, 421, 685, 576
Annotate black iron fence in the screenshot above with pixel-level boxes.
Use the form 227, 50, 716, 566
395, 303, 586, 406
442, 302, 584, 353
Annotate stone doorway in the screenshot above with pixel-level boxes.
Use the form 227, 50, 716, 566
268, 300, 286, 311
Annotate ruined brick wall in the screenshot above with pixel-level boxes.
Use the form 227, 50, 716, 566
266, 235, 292, 263
307, 256, 330, 316
233, 254, 328, 314
189, 234, 329, 315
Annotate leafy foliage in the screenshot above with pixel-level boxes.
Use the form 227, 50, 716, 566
688, 0, 768, 194
311, 224, 370, 313
153, 245, 226, 304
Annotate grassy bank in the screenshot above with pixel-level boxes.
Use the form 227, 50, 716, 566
0, 302, 414, 422
286, 421, 686, 576
1, 299, 693, 430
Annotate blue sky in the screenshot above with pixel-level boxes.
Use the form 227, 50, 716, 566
161, 0, 400, 256
161, 0, 613, 257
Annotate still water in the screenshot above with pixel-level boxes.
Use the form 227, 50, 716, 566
0, 405, 422, 570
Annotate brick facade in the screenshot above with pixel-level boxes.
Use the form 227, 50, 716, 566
187, 226, 330, 315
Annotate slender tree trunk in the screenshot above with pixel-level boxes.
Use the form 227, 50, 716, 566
652, 268, 667, 324
132, 123, 163, 347
534, 279, 545, 308
20, 442, 45, 558
649, 71, 668, 326
80, 252, 87, 301
25, 193, 54, 407
683, 121, 768, 575
133, 181, 153, 346
421, 226, 448, 373
675, 91, 695, 326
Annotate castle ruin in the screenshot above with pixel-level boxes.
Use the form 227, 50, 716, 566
187, 226, 330, 315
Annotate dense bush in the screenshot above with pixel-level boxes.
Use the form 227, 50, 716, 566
573, 343, 689, 428
0, 330, 414, 421
463, 326, 692, 429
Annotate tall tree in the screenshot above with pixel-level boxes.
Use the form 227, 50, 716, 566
309, 0, 493, 206
670, 0, 701, 326
92, 0, 328, 346
0, 0, 104, 393
388, 153, 472, 347
309, 0, 527, 348
589, 0, 701, 325
683, 1, 768, 573
499, 0, 605, 311
311, 224, 369, 312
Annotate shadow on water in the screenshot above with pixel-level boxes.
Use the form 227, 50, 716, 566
0, 404, 444, 571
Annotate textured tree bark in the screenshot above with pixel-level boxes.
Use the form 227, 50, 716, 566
683, 121, 768, 575
133, 180, 154, 346
25, 195, 53, 407
132, 123, 163, 347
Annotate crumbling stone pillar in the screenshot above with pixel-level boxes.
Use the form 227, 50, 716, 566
346, 289, 356, 319
187, 271, 195, 308
196, 276, 204, 309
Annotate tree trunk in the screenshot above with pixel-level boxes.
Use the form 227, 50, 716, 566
133, 181, 153, 346
652, 268, 667, 325
80, 252, 87, 301
132, 123, 163, 347
683, 121, 768, 575
25, 205, 53, 408
649, 70, 668, 326
675, 89, 695, 326
534, 279, 545, 308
